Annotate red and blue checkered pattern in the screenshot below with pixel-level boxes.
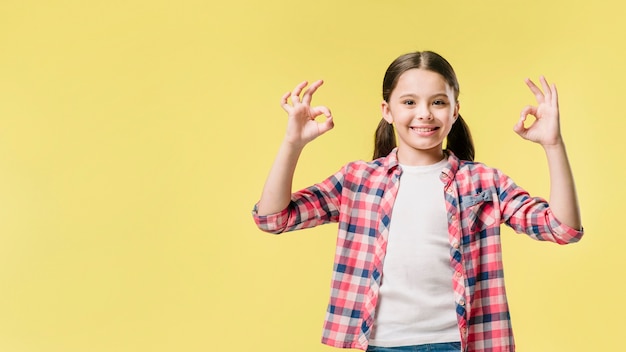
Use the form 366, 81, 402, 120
253, 149, 583, 351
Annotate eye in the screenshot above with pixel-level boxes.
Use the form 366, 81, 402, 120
403, 100, 415, 105
432, 99, 447, 106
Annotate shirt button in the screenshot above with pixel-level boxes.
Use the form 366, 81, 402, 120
453, 242, 460, 249
461, 327, 467, 335
455, 271, 462, 278
459, 299, 465, 306
451, 215, 457, 222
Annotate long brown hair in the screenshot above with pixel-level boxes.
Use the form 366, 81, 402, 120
373, 51, 474, 161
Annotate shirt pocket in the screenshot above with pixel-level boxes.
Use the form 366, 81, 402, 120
460, 190, 497, 234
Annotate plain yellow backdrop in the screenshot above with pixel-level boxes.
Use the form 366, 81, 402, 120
0, 0, 623, 351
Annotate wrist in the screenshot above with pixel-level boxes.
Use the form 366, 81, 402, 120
541, 138, 565, 152
281, 138, 306, 153
542, 139, 569, 162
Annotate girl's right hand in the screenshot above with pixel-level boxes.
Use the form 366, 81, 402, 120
281, 80, 334, 148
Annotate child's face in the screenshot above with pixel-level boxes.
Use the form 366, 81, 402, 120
382, 68, 459, 165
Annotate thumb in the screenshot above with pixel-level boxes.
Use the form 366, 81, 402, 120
514, 105, 535, 137
311, 105, 334, 135
318, 116, 334, 135
513, 115, 526, 136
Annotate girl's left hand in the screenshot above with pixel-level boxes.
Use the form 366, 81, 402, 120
514, 76, 563, 147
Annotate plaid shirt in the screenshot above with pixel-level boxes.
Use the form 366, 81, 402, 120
252, 149, 583, 352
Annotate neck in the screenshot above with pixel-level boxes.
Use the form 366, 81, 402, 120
396, 146, 445, 166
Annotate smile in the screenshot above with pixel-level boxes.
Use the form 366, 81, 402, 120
410, 127, 439, 132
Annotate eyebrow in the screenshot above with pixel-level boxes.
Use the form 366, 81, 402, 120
397, 92, 449, 99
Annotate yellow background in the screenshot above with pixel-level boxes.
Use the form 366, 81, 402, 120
0, 0, 622, 351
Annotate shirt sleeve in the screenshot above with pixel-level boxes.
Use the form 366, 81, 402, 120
251, 166, 345, 234
497, 169, 583, 244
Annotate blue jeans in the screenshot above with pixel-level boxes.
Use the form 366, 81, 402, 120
366, 342, 462, 352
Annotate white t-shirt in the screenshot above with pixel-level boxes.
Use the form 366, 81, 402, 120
369, 158, 460, 347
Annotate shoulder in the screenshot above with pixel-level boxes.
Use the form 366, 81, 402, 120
336, 158, 394, 186
457, 159, 500, 174
342, 155, 390, 172
454, 159, 510, 184
341, 159, 384, 176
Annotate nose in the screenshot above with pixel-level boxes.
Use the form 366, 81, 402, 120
416, 104, 433, 120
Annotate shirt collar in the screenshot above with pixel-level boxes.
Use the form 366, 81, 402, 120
441, 149, 460, 184
379, 148, 400, 174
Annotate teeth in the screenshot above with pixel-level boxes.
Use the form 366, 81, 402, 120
412, 127, 435, 132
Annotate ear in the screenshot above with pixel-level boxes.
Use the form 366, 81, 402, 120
381, 101, 393, 124
453, 101, 460, 120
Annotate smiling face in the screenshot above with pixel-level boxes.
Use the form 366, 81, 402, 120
382, 68, 459, 166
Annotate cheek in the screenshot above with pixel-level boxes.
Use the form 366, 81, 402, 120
390, 108, 411, 121
436, 109, 455, 122
439, 113, 457, 132
443, 125, 454, 137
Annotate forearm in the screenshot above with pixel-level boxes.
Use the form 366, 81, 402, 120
257, 80, 334, 216
543, 140, 582, 230
256, 140, 305, 216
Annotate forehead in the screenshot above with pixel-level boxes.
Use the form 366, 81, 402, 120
393, 68, 451, 95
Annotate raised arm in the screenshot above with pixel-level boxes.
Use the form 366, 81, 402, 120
256, 80, 334, 216
513, 76, 582, 230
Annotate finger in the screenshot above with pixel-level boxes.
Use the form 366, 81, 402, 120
520, 105, 537, 120
310, 105, 332, 119
513, 120, 527, 136
318, 116, 335, 135
513, 112, 528, 136
525, 78, 545, 103
539, 76, 552, 102
280, 91, 292, 111
302, 79, 324, 105
291, 81, 308, 103
551, 83, 559, 108
515, 105, 534, 135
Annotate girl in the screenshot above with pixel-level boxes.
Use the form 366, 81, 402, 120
252, 51, 583, 352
